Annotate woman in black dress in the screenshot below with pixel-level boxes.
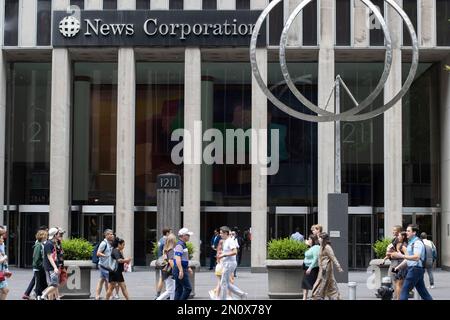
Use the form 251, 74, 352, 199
106, 238, 132, 300
301, 234, 320, 300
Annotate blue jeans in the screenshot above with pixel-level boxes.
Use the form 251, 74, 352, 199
173, 266, 192, 300
400, 267, 433, 300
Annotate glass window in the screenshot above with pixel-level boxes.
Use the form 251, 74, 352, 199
136, 0, 150, 10
302, 0, 317, 45
169, 0, 183, 9
402, 0, 417, 46
72, 63, 118, 205
37, 0, 51, 46
4, 0, 19, 46
201, 212, 251, 266
203, 0, 217, 10
436, 0, 450, 46
369, 0, 384, 46
201, 62, 252, 206
335, 0, 351, 46
236, 0, 250, 10
103, 0, 117, 9
134, 212, 156, 266
70, 0, 84, 10
268, 0, 283, 46
135, 63, 184, 206
267, 62, 318, 206
6, 63, 52, 204
402, 63, 440, 207
336, 63, 385, 207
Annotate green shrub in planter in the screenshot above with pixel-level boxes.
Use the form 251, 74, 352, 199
267, 238, 308, 260
61, 238, 94, 261
373, 238, 393, 259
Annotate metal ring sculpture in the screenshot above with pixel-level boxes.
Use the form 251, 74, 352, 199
249, 0, 419, 122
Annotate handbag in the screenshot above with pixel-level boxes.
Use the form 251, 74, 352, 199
215, 262, 223, 276
59, 267, 68, 285
0, 271, 5, 282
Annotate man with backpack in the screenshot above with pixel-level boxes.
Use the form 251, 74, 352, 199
392, 224, 433, 300
40, 228, 62, 300
94, 229, 115, 300
420, 232, 437, 289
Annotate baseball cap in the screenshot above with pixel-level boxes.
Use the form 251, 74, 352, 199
178, 228, 193, 236
48, 227, 59, 240
57, 227, 66, 234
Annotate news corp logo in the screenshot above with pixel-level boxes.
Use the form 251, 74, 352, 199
59, 15, 81, 38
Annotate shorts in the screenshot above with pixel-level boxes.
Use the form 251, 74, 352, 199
0, 280, 7, 289
99, 267, 109, 280
46, 271, 59, 287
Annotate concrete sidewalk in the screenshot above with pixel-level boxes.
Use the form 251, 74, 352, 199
4, 267, 449, 300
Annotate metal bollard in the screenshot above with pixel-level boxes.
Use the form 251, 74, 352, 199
348, 282, 357, 300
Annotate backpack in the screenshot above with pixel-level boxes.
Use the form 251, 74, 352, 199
92, 240, 107, 265
412, 238, 427, 268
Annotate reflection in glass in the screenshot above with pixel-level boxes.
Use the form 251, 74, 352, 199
201, 212, 251, 267
268, 0, 283, 46
37, 0, 51, 46
335, 0, 351, 46
369, 0, 384, 46
201, 63, 252, 206
402, 0, 417, 46
336, 63, 384, 207
7, 63, 52, 204
135, 63, 184, 206
72, 63, 118, 205
4, 0, 19, 46
134, 212, 156, 266
402, 64, 440, 207
302, 0, 317, 45
268, 62, 318, 206
436, 0, 450, 46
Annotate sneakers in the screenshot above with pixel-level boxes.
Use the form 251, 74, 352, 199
113, 293, 120, 300
430, 285, 435, 289
209, 290, 218, 300
240, 292, 248, 300
22, 294, 30, 300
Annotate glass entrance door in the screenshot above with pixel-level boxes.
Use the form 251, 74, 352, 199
82, 214, 114, 244
20, 212, 49, 267
275, 215, 307, 239
349, 215, 373, 269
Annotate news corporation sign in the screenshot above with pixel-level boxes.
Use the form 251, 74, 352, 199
52, 10, 265, 47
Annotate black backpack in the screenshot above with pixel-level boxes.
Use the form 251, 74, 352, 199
91, 240, 107, 265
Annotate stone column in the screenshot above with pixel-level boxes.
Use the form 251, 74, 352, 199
184, 48, 201, 261
317, 0, 335, 231
250, 0, 268, 272
85, 0, 103, 10
151, 0, 169, 9
182, 0, 202, 263
183, 0, 201, 9
284, 0, 302, 46
116, 0, 136, 260
419, 0, 435, 47
218, 0, 235, 10
440, 54, 450, 270
49, 0, 71, 233
383, 0, 402, 237
49, 49, 71, 232
18, 0, 37, 46
353, 0, 370, 47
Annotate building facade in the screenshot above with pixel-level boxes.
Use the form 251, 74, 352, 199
0, 0, 449, 270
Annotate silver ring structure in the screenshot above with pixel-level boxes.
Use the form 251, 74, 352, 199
249, 0, 419, 122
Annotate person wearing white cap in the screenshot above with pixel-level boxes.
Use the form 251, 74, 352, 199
40, 227, 63, 300
173, 228, 194, 300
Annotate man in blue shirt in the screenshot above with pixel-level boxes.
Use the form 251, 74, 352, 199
392, 224, 432, 300
209, 229, 220, 270
173, 228, 193, 300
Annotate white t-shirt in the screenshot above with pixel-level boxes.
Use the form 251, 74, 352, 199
222, 237, 237, 263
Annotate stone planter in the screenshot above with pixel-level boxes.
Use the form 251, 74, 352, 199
266, 259, 304, 299
59, 260, 96, 299
150, 260, 201, 298
368, 259, 391, 289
